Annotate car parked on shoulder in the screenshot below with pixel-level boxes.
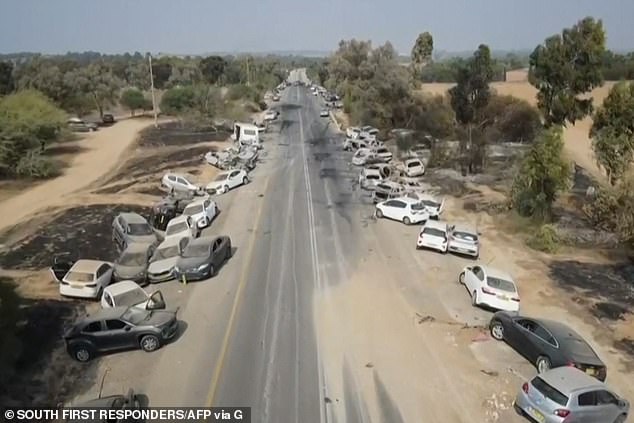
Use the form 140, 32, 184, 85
161, 172, 202, 194
59, 260, 114, 299
359, 168, 383, 191
405, 192, 444, 219
447, 223, 480, 258
68, 388, 141, 417
346, 127, 361, 139
67, 117, 98, 132
375, 197, 430, 225
101, 113, 116, 126
360, 126, 379, 139
404, 158, 426, 177
164, 215, 199, 241
112, 242, 156, 284
264, 110, 278, 121
514, 367, 627, 423
174, 236, 232, 282
352, 148, 378, 166
320, 109, 330, 117
147, 237, 190, 283
272, 94, 280, 101
489, 312, 607, 380
112, 212, 159, 252
182, 197, 217, 229
373, 146, 393, 162
373, 181, 406, 203
101, 280, 165, 311
459, 265, 520, 312
205, 169, 249, 194
416, 219, 449, 253
64, 306, 179, 362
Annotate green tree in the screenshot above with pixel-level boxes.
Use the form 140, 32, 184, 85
120, 88, 150, 116
125, 60, 151, 90
159, 86, 196, 115
529, 17, 606, 127
449, 44, 494, 173
511, 127, 571, 221
0, 61, 14, 95
411, 31, 434, 75
167, 60, 202, 87
151, 59, 173, 89
199, 56, 227, 85
482, 95, 542, 143
65, 63, 122, 117
0, 90, 66, 178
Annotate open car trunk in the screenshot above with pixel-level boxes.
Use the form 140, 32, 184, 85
50, 254, 76, 282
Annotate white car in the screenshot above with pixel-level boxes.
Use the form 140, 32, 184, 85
375, 197, 430, 225
320, 109, 329, 117
346, 127, 361, 139
352, 148, 377, 166
373, 146, 393, 162
161, 172, 201, 194
182, 197, 217, 229
264, 110, 278, 121
359, 168, 383, 190
361, 126, 379, 139
373, 181, 406, 203
416, 220, 449, 253
459, 265, 520, 312
404, 158, 426, 177
101, 280, 166, 310
406, 192, 444, 219
164, 215, 199, 241
448, 223, 480, 258
147, 237, 190, 283
59, 260, 113, 299
205, 169, 249, 194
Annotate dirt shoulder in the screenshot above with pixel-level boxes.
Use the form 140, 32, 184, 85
0, 118, 159, 234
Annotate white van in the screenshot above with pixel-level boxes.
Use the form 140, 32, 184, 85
232, 123, 261, 148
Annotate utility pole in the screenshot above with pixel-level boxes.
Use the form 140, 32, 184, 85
148, 54, 158, 128
246, 56, 250, 87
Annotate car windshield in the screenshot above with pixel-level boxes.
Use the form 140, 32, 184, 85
531, 377, 569, 406
411, 202, 426, 211
377, 149, 388, 154
152, 245, 179, 261
113, 288, 148, 307
453, 231, 478, 242
65, 271, 94, 282
183, 205, 203, 215
367, 175, 380, 180
422, 228, 446, 238
214, 174, 229, 181
182, 244, 209, 258
487, 277, 516, 292
422, 200, 440, 208
407, 161, 420, 167
166, 222, 188, 235
121, 308, 152, 325
128, 223, 153, 236
117, 251, 147, 266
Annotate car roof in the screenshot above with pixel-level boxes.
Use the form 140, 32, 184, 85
85, 306, 128, 321
70, 260, 108, 273
405, 158, 423, 164
118, 212, 148, 224
388, 196, 421, 205
185, 197, 211, 207
166, 171, 194, 180
105, 280, 145, 296
187, 236, 217, 248
451, 223, 477, 234
157, 236, 186, 248
239, 123, 258, 130
423, 219, 448, 230
481, 266, 514, 281
537, 367, 605, 394
167, 215, 189, 225
533, 319, 585, 341
122, 242, 153, 253
362, 168, 381, 176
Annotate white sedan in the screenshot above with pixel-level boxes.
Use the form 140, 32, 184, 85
101, 280, 166, 310
375, 197, 430, 225
164, 215, 200, 241
161, 172, 201, 194
206, 169, 249, 194
459, 265, 520, 312
59, 260, 113, 299
404, 158, 425, 177
182, 197, 217, 228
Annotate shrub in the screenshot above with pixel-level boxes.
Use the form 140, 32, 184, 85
427, 140, 452, 168
14, 150, 60, 179
526, 224, 560, 253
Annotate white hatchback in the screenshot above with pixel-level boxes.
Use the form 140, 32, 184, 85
404, 158, 425, 177
101, 280, 166, 311
459, 265, 520, 312
59, 260, 113, 299
206, 169, 249, 194
182, 197, 217, 229
416, 220, 449, 253
375, 197, 430, 225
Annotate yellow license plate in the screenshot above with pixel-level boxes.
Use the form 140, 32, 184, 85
527, 407, 545, 423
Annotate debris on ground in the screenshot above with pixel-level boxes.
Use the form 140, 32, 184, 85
482, 391, 513, 422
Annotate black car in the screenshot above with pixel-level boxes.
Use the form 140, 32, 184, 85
64, 306, 178, 362
489, 311, 607, 381
101, 113, 116, 126
174, 236, 232, 282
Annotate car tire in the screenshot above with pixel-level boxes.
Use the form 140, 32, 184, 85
208, 265, 215, 278
403, 216, 411, 225
375, 209, 383, 218
472, 291, 479, 307
458, 272, 465, 285
536, 356, 551, 374
71, 344, 94, 362
490, 320, 504, 341
223, 185, 229, 194
242, 177, 248, 185
614, 415, 627, 423
140, 335, 160, 352
226, 247, 232, 260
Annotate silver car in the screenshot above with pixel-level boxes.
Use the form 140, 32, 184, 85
447, 224, 480, 258
515, 367, 629, 423
147, 237, 190, 283
112, 242, 156, 284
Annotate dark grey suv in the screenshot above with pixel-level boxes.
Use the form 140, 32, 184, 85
64, 305, 178, 362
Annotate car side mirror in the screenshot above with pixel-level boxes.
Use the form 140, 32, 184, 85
124, 326, 131, 332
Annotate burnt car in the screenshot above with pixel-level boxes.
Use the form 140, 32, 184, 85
174, 236, 232, 282
68, 389, 143, 423
64, 305, 177, 362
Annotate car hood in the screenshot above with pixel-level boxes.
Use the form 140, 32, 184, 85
114, 264, 146, 278
130, 234, 158, 245
449, 238, 478, 248
206, 181, 225, 190
148, 257, 180, 274
176, 256, 209, 271
143, 310, 177, 327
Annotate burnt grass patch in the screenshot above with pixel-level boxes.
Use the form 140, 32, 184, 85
549, 260, 634, 321
134, 185, 168, 197
0, 277, 96, 406
92, 180, 138, 195
138, 121, 230, 147
0, 204, 151, 270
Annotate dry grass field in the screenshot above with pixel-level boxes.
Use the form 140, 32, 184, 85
419, 69, 621, 181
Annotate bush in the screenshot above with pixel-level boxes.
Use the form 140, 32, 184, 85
14, 150, 60, 179
526, 224, 560, 253
427, 140, 452, 168
160, 86, 195, 115
582, 187, 619, 231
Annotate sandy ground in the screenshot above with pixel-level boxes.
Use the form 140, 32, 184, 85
419, 71, 621, 182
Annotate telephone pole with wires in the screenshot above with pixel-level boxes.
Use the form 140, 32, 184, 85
148, 54, 158, 128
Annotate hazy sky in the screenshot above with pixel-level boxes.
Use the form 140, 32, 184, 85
1, 0, 632, 54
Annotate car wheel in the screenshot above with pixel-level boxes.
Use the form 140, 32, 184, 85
536, 356, 551, 374
614, 415, 627, 423
242, 177, 248, 185
207, 265, 215, 278
458, 272, 465, 285
223, 185, 229, 194
225, 247, 232, 260
72, 345, 93, 362
403, 216, 411, 225
375, 209, 383, 218
140, 335, 160, 352
490, 321, 504, 341
472, 291, 479, 307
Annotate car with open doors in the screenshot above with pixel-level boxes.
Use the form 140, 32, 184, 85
101, 280, 165, 311
56, 259, 114, 299
489, 311, 607, 381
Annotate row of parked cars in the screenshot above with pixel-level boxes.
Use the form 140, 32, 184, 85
339, 120, 631, 422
